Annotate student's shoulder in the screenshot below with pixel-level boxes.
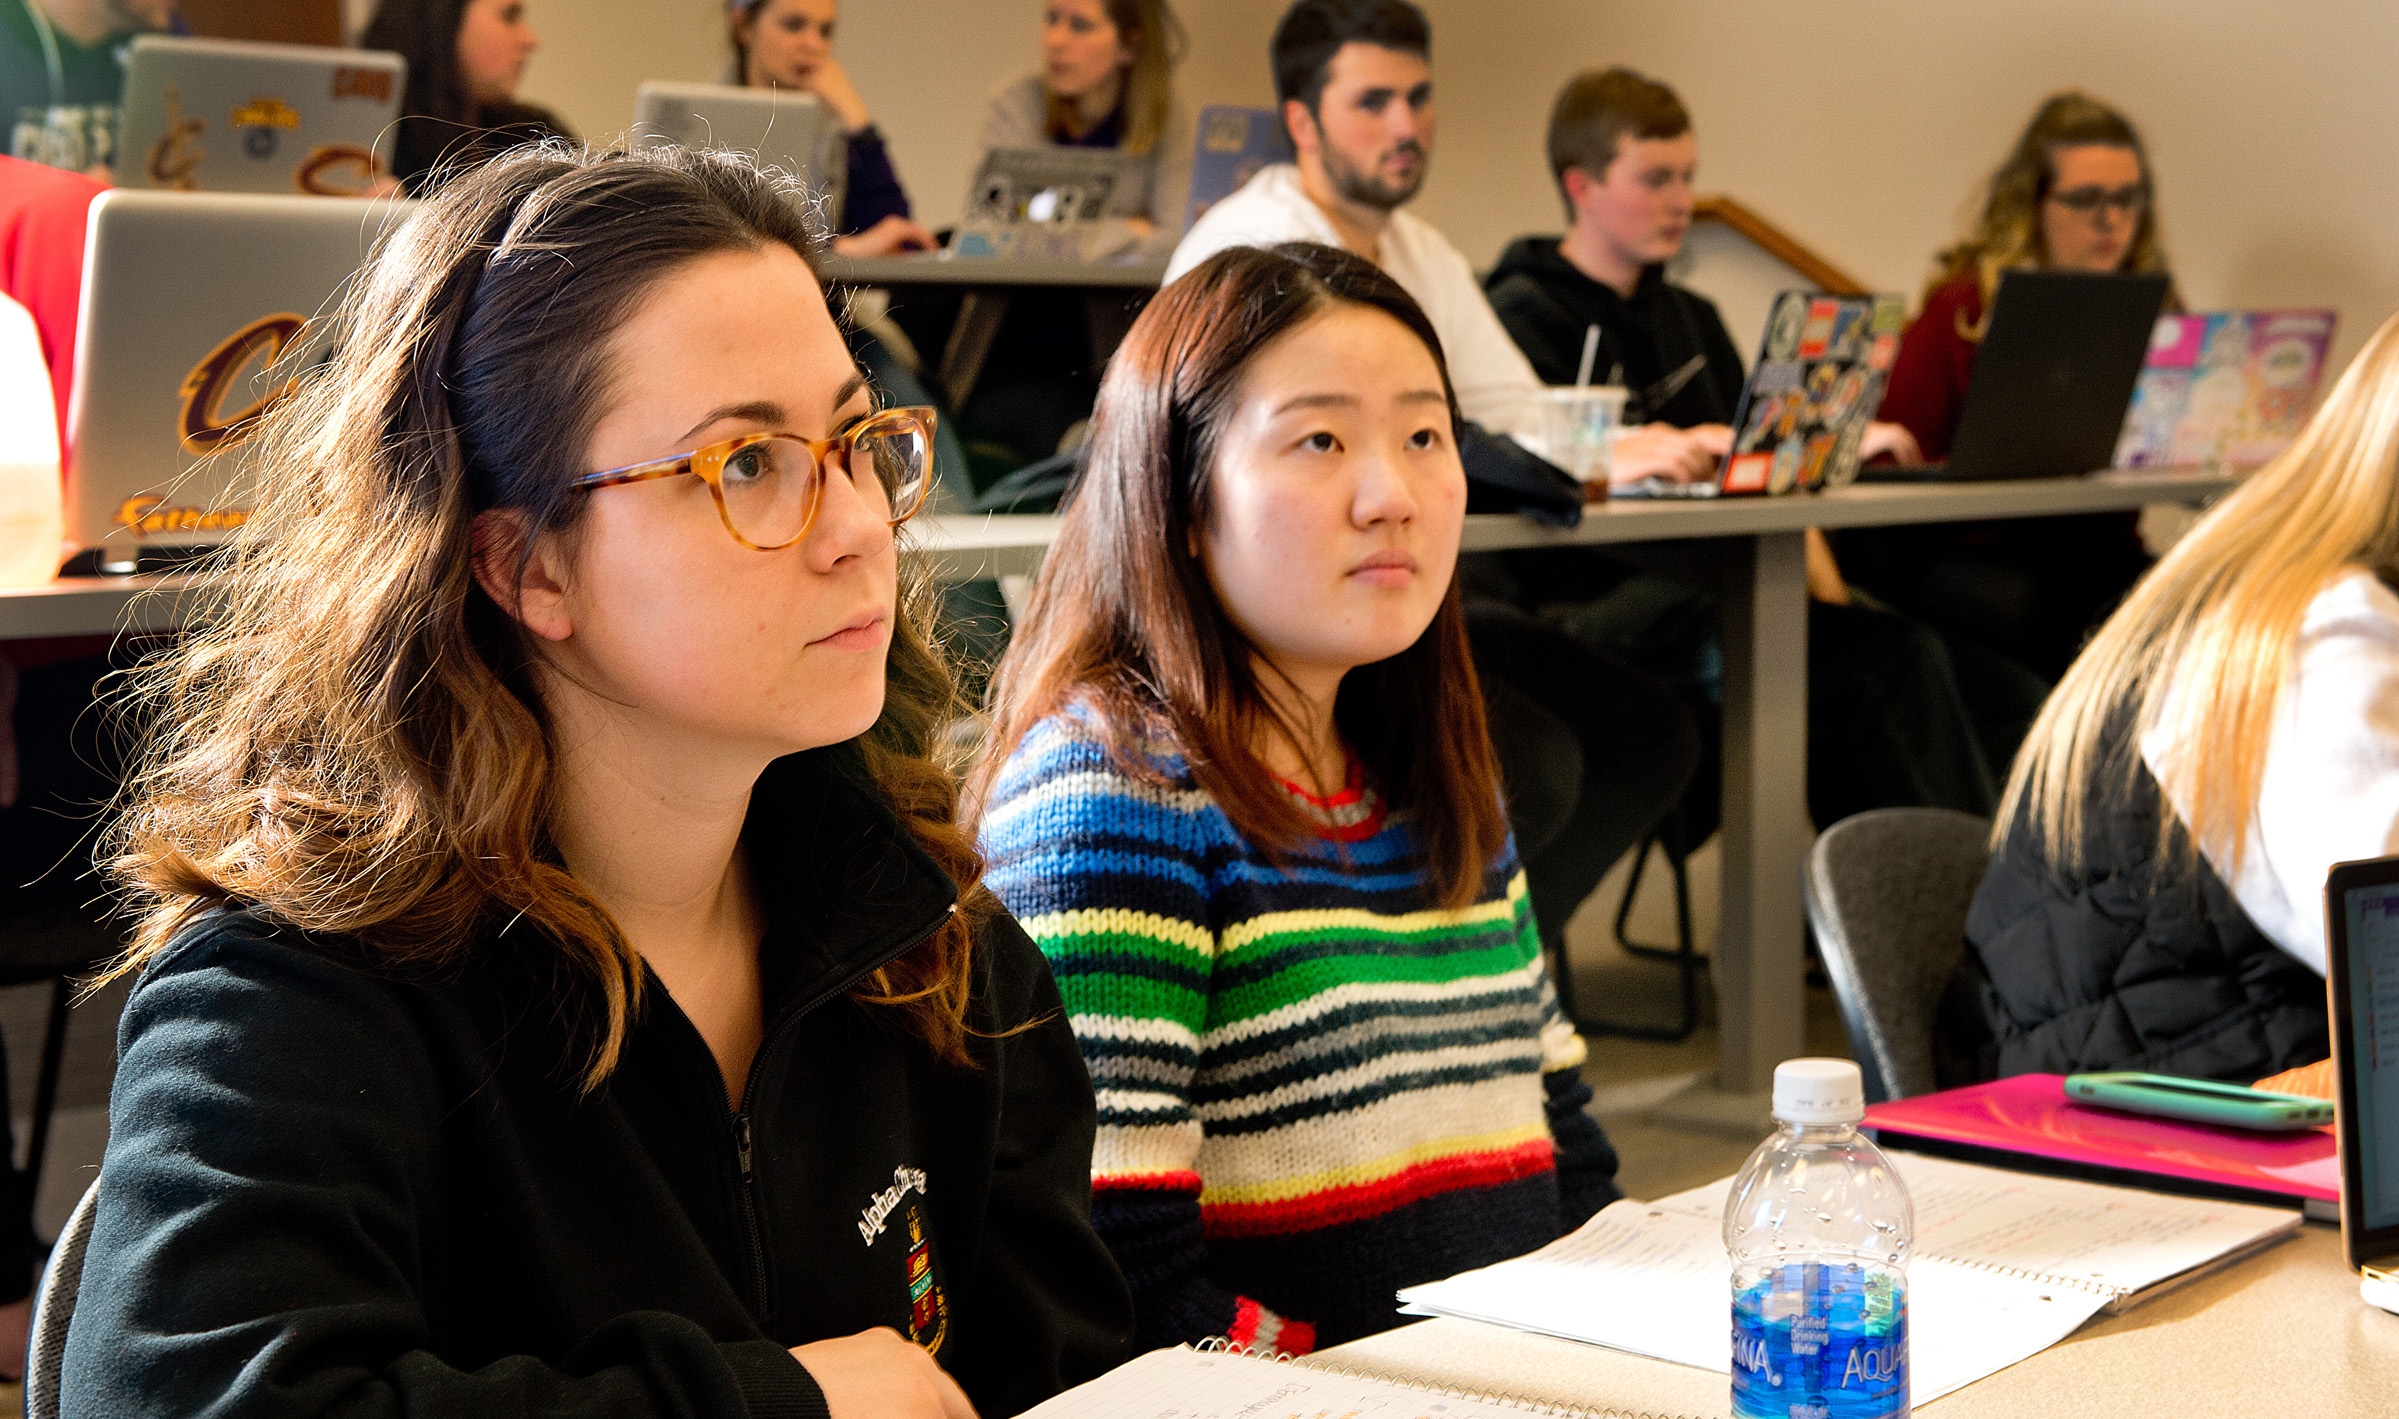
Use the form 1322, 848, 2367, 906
2299, 567, 2399, 654
981, 709, 1219, 845
1384, 205, 1480, 276
983, 72, 1048, 135
118, 909, 468, 1100
1658, 279, 1738, 344
1918, 272, 1983, 322
1164, 165, 1309, 280
131, 907, 492, 1045
989, 705, 1193, 799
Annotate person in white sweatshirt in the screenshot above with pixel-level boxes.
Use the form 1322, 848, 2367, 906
1166, 0, 1540, 439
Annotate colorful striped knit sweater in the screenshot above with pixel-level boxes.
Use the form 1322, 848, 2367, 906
981, 710, 1620, 1353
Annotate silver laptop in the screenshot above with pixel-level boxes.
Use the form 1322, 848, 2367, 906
118, 35, 404, 196
632, 82, 846, 223
64, 190, 414, 573
949, 147, 1137, 261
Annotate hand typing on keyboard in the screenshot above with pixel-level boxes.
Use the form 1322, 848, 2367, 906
1608, 422, 1731, 491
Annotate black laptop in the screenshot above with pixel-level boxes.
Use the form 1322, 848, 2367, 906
1860, 268, 2170, 483
2327, 854, 2399, 1306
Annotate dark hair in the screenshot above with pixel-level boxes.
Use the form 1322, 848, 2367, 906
1270, 0, 1430, 115
969, 241, 1507, 910
362, 0, 569, 192
104, 144, 992, 1089
1547, 67, 1690, 217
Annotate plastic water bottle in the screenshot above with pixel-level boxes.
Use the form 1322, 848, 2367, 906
1725, 1058, 1914, 1419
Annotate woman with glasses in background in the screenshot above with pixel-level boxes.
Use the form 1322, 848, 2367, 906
60, 145, 1128, 1419
1844, 91, 2178, 678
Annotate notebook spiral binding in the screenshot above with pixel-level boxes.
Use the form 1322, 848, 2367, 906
1196, 1337, 1707, 1419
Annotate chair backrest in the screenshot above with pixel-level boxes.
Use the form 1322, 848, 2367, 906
1803, 808, 1992, 1102
25, 1176, 100, 1419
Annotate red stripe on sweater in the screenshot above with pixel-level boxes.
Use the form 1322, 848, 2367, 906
1198, 1139, 1558, 1239
1093, 1170, 1203, 1195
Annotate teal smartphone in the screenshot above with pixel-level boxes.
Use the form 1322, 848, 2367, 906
2062, 1071, 2335, 1131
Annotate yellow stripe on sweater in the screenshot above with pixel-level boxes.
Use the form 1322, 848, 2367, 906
1217, 871, 1532, 955
1018, 907, 1217, 959
1195, 1121, 1552, 1207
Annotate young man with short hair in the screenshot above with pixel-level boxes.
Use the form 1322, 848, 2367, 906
1167, 0, 1543, 438
1486, 67, 2052, 832
1488, 67, 1919, 487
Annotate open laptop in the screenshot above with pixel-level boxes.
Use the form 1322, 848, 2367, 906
1183, 105, 1287, 233
631, 82, 846, 222
2114, 309, 2338, 470
947, 147, 1139, 262
2327, 853, 2399, 1313
1618, 289, 1904, 500
64, 190, 414, 573
1859, 268, 2169, 483
118, 35, 404, 196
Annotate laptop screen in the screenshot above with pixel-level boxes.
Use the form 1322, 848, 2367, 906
2341, 879, 2399, 1233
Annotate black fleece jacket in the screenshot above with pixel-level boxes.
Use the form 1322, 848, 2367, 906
1484, 236, 1749, 428
1960, 741, 2329, 1082
61, 751, 1133, 1419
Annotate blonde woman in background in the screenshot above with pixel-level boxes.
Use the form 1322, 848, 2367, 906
1953, 310, 2399, 1088
1847, 91, 2176, 679
982, 0, 1193, 231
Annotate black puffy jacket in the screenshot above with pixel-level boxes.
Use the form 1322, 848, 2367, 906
1960, 745, 2328, 1082
63, 750, 1133, 1419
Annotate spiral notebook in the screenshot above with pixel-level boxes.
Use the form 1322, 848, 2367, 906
1396, 1152, 2300, 1405
1017, 1341, 1701, 1419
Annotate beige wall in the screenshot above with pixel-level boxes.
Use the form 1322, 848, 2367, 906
513, 0, 2399, 370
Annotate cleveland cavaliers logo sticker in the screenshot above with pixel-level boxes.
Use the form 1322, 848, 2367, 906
295, 143, 381, 196
178, 312, 308, 456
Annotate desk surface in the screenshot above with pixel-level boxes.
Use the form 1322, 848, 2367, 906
1319, 1222, 2395, 1418
0, 472, 2230, 642
814, 253, 1169, 289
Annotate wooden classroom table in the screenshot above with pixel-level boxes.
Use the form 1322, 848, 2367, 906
1318, 1219, 2393, 1417
0, 468, 2231, 1095
814, 252, 1170, 411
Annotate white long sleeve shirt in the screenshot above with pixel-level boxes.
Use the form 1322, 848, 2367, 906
1163, 164, 1543, 439
2141, 567, 2399, 975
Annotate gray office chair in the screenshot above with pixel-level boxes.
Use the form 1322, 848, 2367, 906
1802, 808, 1992, 1103
24, 1174, 98, 1419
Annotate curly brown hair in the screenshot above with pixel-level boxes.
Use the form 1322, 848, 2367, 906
1931, 90, 2176, 338
101, 143, 993, 1089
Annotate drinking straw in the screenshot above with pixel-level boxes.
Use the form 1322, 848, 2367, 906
1575, 324, 1600, 390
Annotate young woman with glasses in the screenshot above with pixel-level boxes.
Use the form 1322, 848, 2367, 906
969, 242, 1619, 1357
1845, 90, 2179, 679
60, 145, 1129, 1419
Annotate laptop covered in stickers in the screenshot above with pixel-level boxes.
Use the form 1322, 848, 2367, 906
118, 35, 405, 196
1621, 289, 1903, 499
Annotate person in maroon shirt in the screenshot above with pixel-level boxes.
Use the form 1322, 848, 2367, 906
1847, 91, 2175, 680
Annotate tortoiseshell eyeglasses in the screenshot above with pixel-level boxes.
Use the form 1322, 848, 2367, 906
572, 406, 937, 550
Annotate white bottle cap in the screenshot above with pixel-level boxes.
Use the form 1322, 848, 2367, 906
1772, 1057, 1866, 1125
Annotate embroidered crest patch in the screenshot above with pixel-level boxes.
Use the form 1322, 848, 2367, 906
902, 1204, 948, 1353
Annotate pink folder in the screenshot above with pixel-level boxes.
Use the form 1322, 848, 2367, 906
1862, 1073, 2337, 1204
